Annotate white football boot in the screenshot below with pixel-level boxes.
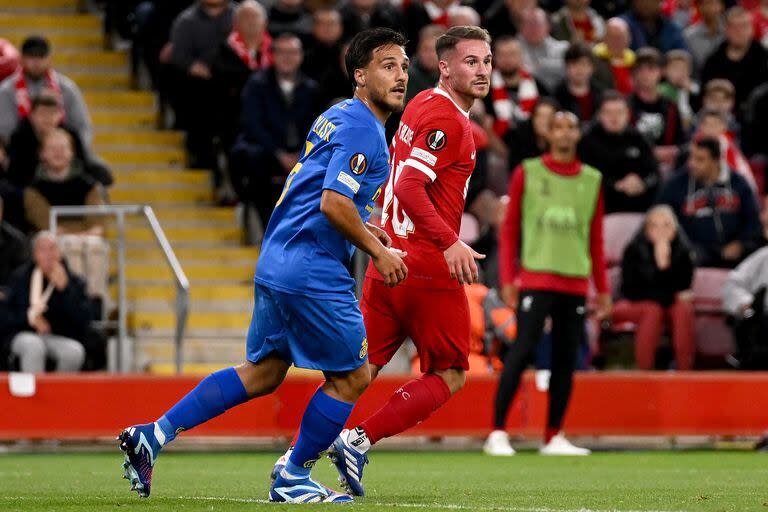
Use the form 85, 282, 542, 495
483, 430, 516, 456
539, 433, 591, 456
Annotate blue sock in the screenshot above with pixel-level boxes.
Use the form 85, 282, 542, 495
285, 389, 354, 479
156, 367, 249, 445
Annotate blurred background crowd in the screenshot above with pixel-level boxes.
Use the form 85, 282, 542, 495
0, 0, 767, 375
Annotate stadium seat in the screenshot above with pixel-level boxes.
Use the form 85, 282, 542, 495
691, 267, 731, 314
691, 268, 735, 360
603, 213, 644, 266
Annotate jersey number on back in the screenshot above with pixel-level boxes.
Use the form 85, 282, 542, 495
381, 159, 415, 238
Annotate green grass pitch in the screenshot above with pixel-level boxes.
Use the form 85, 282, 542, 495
1, 451, 766, 511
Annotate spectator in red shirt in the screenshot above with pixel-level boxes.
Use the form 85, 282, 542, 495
486, 112, 610, 457
551, 0, 607, 44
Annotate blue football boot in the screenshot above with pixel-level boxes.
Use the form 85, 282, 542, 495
117, 423, 164, 497
327, 428, 369, 496
269, 469, 353, 503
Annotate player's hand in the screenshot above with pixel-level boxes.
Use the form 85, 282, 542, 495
366, 222, 392, 248
443, 240, 485, 285
501, 283, 518, 309
373, 247, 408, 287
595, 293, 612, 321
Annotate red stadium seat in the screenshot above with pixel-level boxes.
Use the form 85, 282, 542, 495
691, 268, 735, 360
603, 213, 645, 266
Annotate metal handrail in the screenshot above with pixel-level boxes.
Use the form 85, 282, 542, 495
49, 205, 190, 373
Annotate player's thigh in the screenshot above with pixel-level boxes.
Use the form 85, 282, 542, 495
361, 278, 407, 368
407, 287, 472, 373
246, 284, 293, 365
281, 292, 369, 372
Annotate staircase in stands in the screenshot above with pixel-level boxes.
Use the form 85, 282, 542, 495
0, 0, 256, 374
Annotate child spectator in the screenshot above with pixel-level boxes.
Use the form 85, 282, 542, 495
658, 50, 697, 131
555, 43, 605, 122
630, 47, 687, 168
700, 78, 740, 137
612, 205, 696, 370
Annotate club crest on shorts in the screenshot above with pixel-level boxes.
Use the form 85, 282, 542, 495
359, 338, 368, 359
426, 130, 446, 151
349, 153, 367, 175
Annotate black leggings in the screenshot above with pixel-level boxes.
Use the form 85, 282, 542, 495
493, 290, 586, 431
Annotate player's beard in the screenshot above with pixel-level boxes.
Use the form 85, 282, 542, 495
371, 90, 406, 114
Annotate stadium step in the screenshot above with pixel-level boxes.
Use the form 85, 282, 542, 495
105, 226, 240, 243
114, 283, 253, 302
126, 263, 253, 282
111, 170, 208, 186
94, 131, 183, 147
85, 91, 156, 109
109, 187, 213, 204
6, 33, 103, 50
92, 111, 157, 127
125, 246, 258, 262
130, 310, 251, 333
55, 51, 128, 68
67, 72, 131, 89
0, 13, 100, 30
0, 0, 78, 8
101, 150, 187, 167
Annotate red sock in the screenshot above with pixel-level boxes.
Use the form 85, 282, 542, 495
545, 427, 559, 444
359, 373, 452, 445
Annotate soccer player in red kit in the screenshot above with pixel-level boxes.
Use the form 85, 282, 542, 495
332, 25, 491, 496
270, 25, 492, 497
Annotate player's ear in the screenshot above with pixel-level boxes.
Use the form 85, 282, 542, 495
438, 59, 449, 77
354, 68, 366, 88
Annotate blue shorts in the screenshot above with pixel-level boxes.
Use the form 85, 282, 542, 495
246, 283, 368, 372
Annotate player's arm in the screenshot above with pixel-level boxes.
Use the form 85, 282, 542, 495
320, 190, 406, 287
396, 117, 484, 284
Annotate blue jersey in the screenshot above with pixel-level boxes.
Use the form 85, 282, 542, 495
255, 98, 390, 298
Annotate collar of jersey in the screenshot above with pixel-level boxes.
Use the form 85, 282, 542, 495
432, 86, 470, 118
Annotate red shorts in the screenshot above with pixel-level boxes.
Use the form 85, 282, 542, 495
360, 278, 470, 373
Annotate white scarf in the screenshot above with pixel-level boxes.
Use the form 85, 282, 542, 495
27, 267, 54, 326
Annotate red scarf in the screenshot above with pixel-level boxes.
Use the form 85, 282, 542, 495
490, 69, 538, 137
227, 30, 274, 70
14, 69, 61, 119
722, 133, 757, 192
423, 0, 461, 26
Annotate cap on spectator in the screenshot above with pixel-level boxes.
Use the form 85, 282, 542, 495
21, 36, 50, 57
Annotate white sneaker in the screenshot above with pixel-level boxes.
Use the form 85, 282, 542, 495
483, 430, 516, 456
539, 433, 591, 456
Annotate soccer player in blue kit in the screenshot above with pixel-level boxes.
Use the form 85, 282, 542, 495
117, 27, 410, 504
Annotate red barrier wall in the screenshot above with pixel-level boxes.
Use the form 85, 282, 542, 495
1, 372, 767, 440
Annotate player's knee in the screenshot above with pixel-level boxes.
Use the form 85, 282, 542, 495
436, 368, 466, 395
328, 364, 371, 402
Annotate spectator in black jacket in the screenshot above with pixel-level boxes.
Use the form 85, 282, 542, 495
212, 0, 272, 152
554, 42, 604, 123
406, 25, 443, 103
340, 0, 402, 42
302, 9, 343, 82
7, 93, 112, 189
1, 231, 90, 373
629, 47, 686, 168
229, 33, 319, 225
612, 205, 696, 370
579, 91, 659, 213
657, 137, 763, 268
0, 197, 29, 296
701, 6, 768, 117
268, 0, 312, 40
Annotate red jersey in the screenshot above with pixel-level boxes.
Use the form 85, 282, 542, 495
366, 87, 476, 289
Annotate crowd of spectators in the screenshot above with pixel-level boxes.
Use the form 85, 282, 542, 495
3, 0, 768, 372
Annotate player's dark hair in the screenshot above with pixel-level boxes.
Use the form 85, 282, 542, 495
345, 27, 407, 89
435, 25, 491, 59
564, 42, 593, 65
693, 136, 721, 160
